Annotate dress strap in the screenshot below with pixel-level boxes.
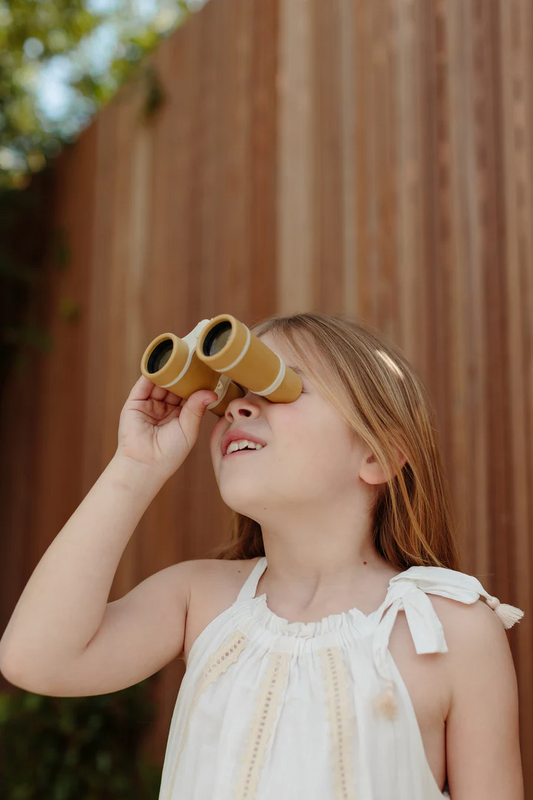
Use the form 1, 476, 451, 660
236, 557, 268, 602
388, 566, 524, 628
371, 566, 525, 720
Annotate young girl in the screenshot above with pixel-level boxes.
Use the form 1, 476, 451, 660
0, 312, 524, 800
158, 312, 524, 800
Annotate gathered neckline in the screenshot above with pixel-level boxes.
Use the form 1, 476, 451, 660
248, 558, 405, 637
252, 592, 390, 637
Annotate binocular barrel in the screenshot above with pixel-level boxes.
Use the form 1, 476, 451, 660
140, 314, 302, 416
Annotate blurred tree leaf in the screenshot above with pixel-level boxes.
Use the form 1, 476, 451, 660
58, 296, 82, 323
0, 1, 103, 179
0, 0, 195, 190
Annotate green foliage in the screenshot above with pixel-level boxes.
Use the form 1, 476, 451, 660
141, 64, 166, 118
0, 0, 194, 190
58, 296, 82, 323
0, 680, 163, 799
0, 0, 104, 186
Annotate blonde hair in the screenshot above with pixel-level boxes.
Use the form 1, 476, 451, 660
207, 312, 461, 571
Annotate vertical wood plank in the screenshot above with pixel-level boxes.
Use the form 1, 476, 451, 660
498, 0, 533, 787
277, 0, 315, 312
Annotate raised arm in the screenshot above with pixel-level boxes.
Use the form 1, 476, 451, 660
0, 375, 217, 695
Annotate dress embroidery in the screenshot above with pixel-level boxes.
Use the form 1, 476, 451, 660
161, 631, 249, 800
319, 647, 358, 799
235, 651, 292, 799
197, 630, 249, 693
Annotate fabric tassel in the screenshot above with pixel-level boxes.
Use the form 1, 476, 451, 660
373, 679, 397, 720
485, 595, 524, 629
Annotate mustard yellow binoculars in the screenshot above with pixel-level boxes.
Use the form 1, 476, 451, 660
140, 314, 303, 417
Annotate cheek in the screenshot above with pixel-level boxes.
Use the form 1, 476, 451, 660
210, 416, 224, 440
209, 417, 225, 457
277, 410, 351, 470
272, 404, 307, 442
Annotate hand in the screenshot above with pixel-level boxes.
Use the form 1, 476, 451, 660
115, 375, 218, 478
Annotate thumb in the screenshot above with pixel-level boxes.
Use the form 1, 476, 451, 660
179, 391, 218, 440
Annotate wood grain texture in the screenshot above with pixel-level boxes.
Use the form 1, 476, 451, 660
0, 0, 531, 789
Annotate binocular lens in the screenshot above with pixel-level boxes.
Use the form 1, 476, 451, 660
147, 339, 173, 373
202, 321, 232, 356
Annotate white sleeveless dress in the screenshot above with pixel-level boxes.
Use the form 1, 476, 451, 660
157, 556, 523, 800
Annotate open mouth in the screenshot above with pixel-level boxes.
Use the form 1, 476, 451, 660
222, 447, 265, 459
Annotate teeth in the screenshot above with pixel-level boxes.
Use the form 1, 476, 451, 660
226, 439, 264, 455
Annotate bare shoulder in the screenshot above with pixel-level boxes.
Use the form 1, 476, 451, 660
427, 592, 511, 650
425, 593, 517, 696
182, 556, 262, 666
187, 555, 262, 594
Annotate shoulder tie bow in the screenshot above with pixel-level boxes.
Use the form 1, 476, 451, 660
371, 567, 524, 720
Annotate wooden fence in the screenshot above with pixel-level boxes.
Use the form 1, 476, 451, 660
1, 0, 532, 792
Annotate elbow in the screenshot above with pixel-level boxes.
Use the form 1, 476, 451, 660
0, 652, 60, 696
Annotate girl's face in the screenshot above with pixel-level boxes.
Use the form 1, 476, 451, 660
209, 332, 375, 524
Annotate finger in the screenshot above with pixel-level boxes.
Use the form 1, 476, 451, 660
164, 390, 181, 406
147, 382, 170, 402
131, 375, 171, 404
128, 375, 157, 401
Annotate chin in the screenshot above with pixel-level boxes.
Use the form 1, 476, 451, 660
229, 508, 262, 525
217, 483, 265, 516
220, 488, 259, 512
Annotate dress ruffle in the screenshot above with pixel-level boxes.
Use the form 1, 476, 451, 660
252, 591, 384, 638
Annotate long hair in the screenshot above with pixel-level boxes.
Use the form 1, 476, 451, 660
206, 312, 461, 571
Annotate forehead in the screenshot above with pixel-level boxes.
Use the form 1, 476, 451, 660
258, 331, 299, 367
257, 331, 310, 383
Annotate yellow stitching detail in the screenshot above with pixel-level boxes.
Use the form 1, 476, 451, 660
235, 651, 292, 799
319, 646, 358, 799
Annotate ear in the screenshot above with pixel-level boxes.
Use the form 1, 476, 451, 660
359, 446, 407, 486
